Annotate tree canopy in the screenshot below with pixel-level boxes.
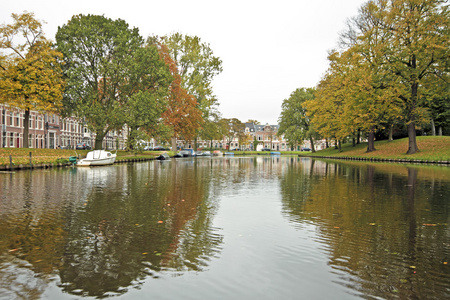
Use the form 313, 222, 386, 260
0, 12, 64, 148
278, 87, 318, 152
305, 0, 449, 154
163, 33, 223, 121
56, 14, 171, 150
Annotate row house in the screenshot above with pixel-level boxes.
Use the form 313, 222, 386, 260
177, 123, 293, 151
0, 105, 127, 150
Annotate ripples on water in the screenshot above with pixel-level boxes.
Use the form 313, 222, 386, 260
0, 157, 449, 299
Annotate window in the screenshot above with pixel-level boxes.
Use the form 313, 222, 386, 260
15, 113, 19, 126
9, 112, 13, 126
9, 132, 14, 147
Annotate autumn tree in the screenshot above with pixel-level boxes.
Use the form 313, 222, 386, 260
247, 119, 261, 125
278, 87, 318, 152
56, 15, 146, 150
199, 114, 223, 150
0, 12, 64, 148
154, 40, 203, 150
305, 65, 353, 152
221, 118, 245, 150
345, 0, 450, 153
163, 33, 223, 122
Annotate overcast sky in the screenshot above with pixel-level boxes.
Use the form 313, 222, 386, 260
1, 0, 367, 125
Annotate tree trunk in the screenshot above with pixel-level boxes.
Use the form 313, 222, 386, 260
171, 136, 177, 152
438, 126, 442, 136
406, 81, 419, 154
388, 124, 394, 141
325, 139, 329, 148
406, 121, 419, 154
367, 128, 376, 152
23, 108, 30, 148
127, 126, 138, 151
352, 137, 356, 147
309, 135, 315, 153
356, 130, 360, 144
431, 119, 436, 136
94, 130, 106, 150
338, 140, 342, 152
334, 139, 338, 150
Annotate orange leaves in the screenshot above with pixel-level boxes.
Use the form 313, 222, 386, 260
157, 42, 203, 141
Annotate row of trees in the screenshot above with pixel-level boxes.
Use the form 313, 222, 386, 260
0, 12, 223, 150
279, 0, 449, 154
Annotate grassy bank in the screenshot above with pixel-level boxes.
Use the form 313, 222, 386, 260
0, 148, 164, 166
1, 136, 449, 166
303, 136, 450, 162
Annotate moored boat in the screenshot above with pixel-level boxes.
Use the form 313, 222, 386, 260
213, 150, 222, 156
156, 153, 171, 160
75, 150, 117, 166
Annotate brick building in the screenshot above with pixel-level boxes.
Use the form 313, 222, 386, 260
0, 105, 127, 150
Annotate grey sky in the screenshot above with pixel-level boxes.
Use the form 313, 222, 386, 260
1, 0, 367, 124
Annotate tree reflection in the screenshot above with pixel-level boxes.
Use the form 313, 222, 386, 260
0, 163, 224, 298
279, 160, 450, 299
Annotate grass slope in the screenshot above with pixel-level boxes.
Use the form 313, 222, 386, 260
306, 136, 450, 161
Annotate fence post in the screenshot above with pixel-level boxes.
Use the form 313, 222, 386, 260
9, 155, 13, 170
29, 152, 33, 169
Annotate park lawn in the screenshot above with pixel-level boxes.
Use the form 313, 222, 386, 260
0, 148, 162, 166
305, 136, 450, 161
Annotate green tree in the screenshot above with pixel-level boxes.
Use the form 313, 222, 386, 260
278, 87, 318, 152
56, 14, 144, 150
163, 33, 223, 121
0, 12, 64, 148
221, 118, 244, 150
123, 42, 172, 150
349, 0, 450, 153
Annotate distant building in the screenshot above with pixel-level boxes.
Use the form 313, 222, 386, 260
0, 104, 127, 150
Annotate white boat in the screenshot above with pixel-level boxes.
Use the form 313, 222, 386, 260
76, 150, 117, 166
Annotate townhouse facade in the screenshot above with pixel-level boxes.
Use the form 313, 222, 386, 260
177, 122, 322, 152
0, 105, 127, 150
1, 104, 322, 151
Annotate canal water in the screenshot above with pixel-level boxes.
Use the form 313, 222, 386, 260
0, 156, 449, 299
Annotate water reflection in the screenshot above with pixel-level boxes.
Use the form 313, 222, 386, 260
0, 162, 223, 298
280, 159, 450, 299
1, 157, 449, 299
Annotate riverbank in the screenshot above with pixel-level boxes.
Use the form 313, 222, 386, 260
1, 136, 449, 170
0, 148, 166, 171
232, 136, 450, 164
303, 136, 450, 164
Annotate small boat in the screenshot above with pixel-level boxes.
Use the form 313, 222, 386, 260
195, 151, 203, 156
75, 150, 117, 166
213, 150, 222, 156
224, 152, 234, 156
180, 149, 195, 157
202, 151, 211, 156
174, 152, 183, 158
156, 153, 170, 160
270, 151, 281, 155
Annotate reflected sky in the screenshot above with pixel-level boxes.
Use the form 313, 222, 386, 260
1, 157, 449, 299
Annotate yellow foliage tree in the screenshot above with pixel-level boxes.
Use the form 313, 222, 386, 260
0, 12, 64, 148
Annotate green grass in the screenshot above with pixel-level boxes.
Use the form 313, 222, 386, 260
1, 137, 449, 166
304, 136, 450, 161
0, 148, 164, 166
